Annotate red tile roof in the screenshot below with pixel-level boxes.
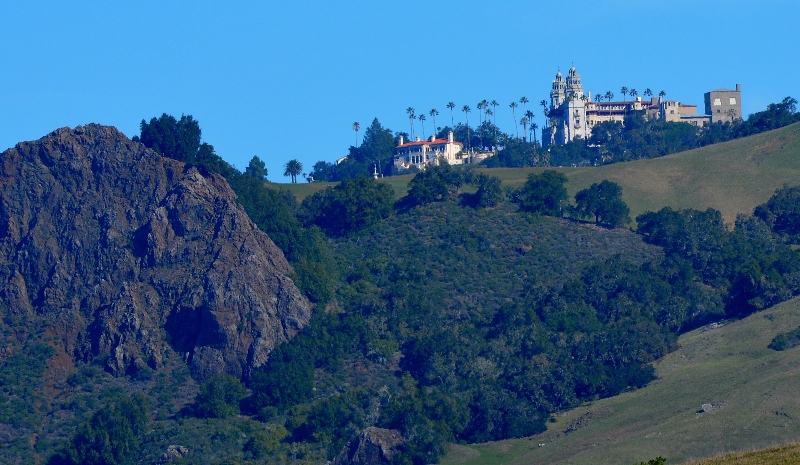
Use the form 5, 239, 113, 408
397, 139, 463, 148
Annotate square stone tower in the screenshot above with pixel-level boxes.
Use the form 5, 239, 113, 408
704, 84, 742, 123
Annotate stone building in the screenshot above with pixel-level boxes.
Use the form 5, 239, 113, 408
543, 67, 734, 147
705, 84, 742, 123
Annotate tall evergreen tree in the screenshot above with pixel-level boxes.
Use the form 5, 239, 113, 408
245, 155, 268, 180
139, 113, 201, 163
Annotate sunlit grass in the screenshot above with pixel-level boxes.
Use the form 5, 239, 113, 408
279, 122, 800, 224
683, 443, 800, 464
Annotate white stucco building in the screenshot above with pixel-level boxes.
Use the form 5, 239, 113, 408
394, 131, 464, 170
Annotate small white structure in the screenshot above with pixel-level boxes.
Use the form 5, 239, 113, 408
394, 131, 464, 171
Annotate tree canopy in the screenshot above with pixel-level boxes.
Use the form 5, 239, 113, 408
754, 184, 800, 240
302, 176, 395, 236
194, 374, 248, 419
138, 113, 201, 164
406, 163, 468, 206
572, 180, 631, 227
245, 155, 268, 180
515, 170, 568, 216
64, 394, 150, 465
283, 159, 303, 183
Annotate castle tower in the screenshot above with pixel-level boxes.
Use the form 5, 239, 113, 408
704, 84, 742, 124
565, 66, 584, 100
550, 71, 566, 108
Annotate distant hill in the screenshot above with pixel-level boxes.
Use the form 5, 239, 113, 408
281, 122, 800, 224
441, 295, 800, 465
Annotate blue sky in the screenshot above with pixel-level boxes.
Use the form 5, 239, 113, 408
2, 1, 798, 182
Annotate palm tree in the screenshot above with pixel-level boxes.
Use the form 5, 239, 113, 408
725, 107, 738, 122
406, 107, 416, 138
620, 86, 628, 103
476, 101, 485, 148
480, 99, 489, 125
520, 96, 529, 117
490, 100, 499, 142
283, 159, 303, 184
524, 110, 535, 142
485, 108, 494, 147
605, 91, 614, 119
539, 100, 549, 139
418, 114, 426, 137
593, 93, 602, 123
659, 90, 666, 100
461, 105, 471, 149
429, 108, 439, 134
627, 89, 638, 117
531, 122, 539, 144
352, 121, 360, 147
509, 101, 519, 139
520, 116, 529, 143
644, 88, 653, 98
447, 102, 456, 127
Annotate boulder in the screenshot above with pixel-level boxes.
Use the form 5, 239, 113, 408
331, 427, 404, 465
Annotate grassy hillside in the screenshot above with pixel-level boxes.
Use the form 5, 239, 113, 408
683, 443, 800, 465
441, 295, 800, 465
562, 121, 800, 225
278, 122, 800, 223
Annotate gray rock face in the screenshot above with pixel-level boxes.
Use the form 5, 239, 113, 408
331, 427, 404, 465
0, 124, 311, 379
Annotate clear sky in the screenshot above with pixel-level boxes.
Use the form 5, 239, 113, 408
2, 1, 798, 182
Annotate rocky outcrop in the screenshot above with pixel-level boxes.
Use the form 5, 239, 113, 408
0, 124, 311, 379
331, 427, 404, 465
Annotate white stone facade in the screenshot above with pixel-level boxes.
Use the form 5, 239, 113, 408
394, 131, 464, 170
544, 67, 721, 147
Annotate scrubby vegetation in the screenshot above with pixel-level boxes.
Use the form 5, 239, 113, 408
4, 113, 800, 465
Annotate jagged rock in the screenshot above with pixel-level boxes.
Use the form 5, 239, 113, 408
158, 445, 189, 464
0, 124, 311, 380
331, 427, 404, 465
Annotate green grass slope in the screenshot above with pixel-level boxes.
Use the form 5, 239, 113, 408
279, 122, 800, 224
564, 122, 800, 224
441, 296, 800, 465
683, 442, 800, 465
483, 122, 800, 225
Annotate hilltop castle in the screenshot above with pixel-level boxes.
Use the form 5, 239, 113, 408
543, 67, 741, 147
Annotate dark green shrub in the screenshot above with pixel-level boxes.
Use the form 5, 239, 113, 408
195, 374, 247, 419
